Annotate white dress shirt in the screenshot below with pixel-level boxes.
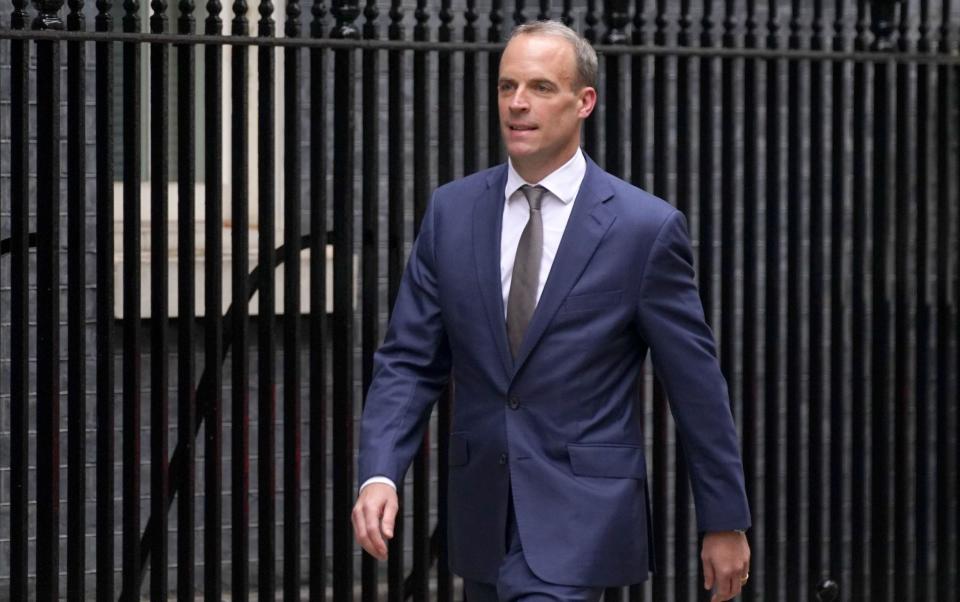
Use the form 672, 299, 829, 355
360, 148, 588, 494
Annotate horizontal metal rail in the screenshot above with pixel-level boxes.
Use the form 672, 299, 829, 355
1, 28, 959, 63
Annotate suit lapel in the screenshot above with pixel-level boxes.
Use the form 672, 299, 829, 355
473, 165, 515, 379
512, 159, 617, 375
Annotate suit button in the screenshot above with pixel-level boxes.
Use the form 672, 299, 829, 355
508, 396, 520, 410
499, 453, 508, 465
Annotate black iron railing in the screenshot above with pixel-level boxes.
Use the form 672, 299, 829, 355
1, 0, 959, 600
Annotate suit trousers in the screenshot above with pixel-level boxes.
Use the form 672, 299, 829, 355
462, 490, 603, 602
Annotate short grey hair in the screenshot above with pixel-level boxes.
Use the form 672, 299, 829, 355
508, 20, 598, 90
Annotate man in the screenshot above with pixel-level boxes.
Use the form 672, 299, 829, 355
352, 20, 751, 602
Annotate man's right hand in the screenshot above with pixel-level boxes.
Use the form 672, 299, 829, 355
351, 483, 399, 560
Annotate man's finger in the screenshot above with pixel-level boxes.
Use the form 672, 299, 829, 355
703, 559, 715, 591
382, 499, 399, 539
363, 504, 387, 559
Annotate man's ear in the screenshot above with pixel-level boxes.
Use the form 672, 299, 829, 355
578, 87, 598, 119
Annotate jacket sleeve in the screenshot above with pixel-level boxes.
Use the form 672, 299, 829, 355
357, 192, 452, 488
635, 210, 751, 533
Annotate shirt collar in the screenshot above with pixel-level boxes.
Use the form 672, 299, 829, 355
505, 148, 586, 206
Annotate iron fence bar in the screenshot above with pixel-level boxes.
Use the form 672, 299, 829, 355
629, 0, 647, 190
230, 0, 251, 594
870, 5, 896, 600
763, 1, 783, 598
65, 0, 87, 595
807, 0, 827, 591
463, 0, 477, 175
893, 4, 914, 600
850, 3, 870, 597
258, 0, 279, 592
827, 0, 848, 588
719, 0, 737, 419
412, 1, 431, 597
177, 0, 199, 594
360, 0, 379, 595
582, 0, 597, 160
94, 0, 116, 595
488, 0, 502, 165
914, 6, 932, 598
386, 1, 405, 597
602, 0, 627, 178
785, 2, 802, 598
650, 376, 667, 602
308, 3, 328, 600
149, 0, 172, 596
284, 1, 304, 599
331, 2, 359, 598
34, 1, 64, 597
629, 362, 647, 602
954, 37, 960, 601
740, 2, 760, 600
935, 2, 955, 597
437, 1, 454, 598
9, 0, 30, 597
204, 0, 224, 598
121, 0, 144, 594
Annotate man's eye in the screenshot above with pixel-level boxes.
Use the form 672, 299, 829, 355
498, 82, 514, 92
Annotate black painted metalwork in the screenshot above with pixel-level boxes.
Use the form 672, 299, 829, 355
331, 1, 359, 598
807, 0, 826, 593
893, 3, 913, 600
259, 0, 278, 592
850, 2, 870, 597
360, 0, 379, 596
630, 0, 647, 190
785, 1, 802, 598
309, 0, 329, 598
284, 0, 304, 598
65, 0, 86, 595
488, 0, 503, 165
177, 0, 198, 596
230, 0, 250, 594
602, 0, 628, 177
3, 2, 960, 600
582, 0, 597, 157
149, 0, 171, 596
871, 3, 896, 599
763, 1, 782, 598
913, 5, 932, 597
94, 0, 116, 595
205, 0, 225, 596
33, 0, 64, 597
121, 0, 143, 595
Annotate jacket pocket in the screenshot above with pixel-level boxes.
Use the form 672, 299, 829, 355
448, 432, 470, 467
567, 443, 647, 479
559, 289, 623, 313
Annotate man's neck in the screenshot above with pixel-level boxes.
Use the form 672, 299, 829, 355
510, 147, 580, 184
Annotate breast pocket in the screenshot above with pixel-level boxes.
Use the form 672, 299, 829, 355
559, 289, 623, 314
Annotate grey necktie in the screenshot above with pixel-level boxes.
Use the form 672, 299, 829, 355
506, 185, 545, 359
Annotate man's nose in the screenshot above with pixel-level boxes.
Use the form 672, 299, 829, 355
509, 88, 530, 111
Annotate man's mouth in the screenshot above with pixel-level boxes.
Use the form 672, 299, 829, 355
508, 124, 537, 131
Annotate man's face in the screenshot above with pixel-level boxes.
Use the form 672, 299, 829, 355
498, 33, 596, 178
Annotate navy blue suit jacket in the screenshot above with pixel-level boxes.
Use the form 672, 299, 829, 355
358, 156, 751, 587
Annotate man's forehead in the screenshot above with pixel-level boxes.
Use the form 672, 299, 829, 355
500, 34, 577, 79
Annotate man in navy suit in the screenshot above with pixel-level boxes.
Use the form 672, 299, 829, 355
352, 20, 751, 602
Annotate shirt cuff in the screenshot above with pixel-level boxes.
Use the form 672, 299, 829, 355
360, 476, 397, 493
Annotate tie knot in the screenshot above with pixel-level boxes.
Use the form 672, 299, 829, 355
521, 185, 545, 211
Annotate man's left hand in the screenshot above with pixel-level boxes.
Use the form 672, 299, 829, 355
701, 530, 750, 601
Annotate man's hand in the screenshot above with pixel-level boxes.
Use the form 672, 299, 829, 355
352, 483, 399, 560
701, 530, 751, 601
